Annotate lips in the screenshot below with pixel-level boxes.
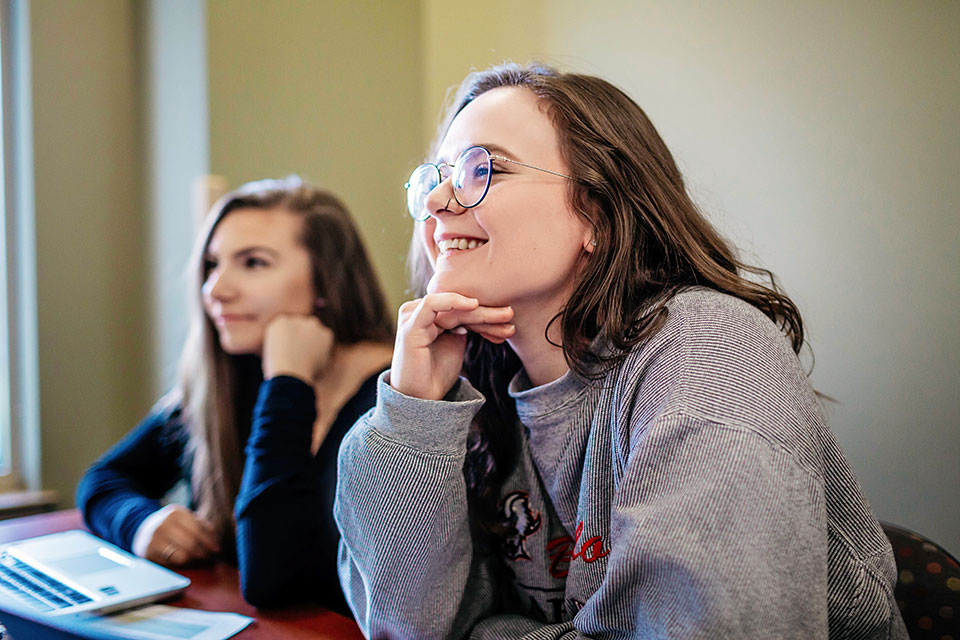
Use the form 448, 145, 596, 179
214, 313, 256, 325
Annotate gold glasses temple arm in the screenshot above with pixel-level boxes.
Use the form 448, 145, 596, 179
492, 155, 573, 180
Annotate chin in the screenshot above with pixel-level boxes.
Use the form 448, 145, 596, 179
219, 342, 252, 356
217, 334, 261, 356
427, 273, 509, 307
428, 272, 476, 297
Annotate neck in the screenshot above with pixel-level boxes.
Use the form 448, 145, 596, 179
316, 341, 392, 395
506, 298, 570, 388
305, 340, 392, 456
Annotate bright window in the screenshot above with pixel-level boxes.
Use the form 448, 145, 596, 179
0, 0, 40, 494
0, 0, 15, 486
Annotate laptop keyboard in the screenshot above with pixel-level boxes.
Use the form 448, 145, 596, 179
0, 552, 93, 612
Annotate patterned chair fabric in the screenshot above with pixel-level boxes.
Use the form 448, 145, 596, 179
881, 521, 960, 640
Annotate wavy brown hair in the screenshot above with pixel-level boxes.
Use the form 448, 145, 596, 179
176, 177, 394, 544
408, 63, 805, 535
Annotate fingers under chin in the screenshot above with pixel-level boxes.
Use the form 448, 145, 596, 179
420, 293, 480, 314
431, 314, 459, 331
463, 323, 515, 337
479, 332, 514, 343
398, 299, 422, 316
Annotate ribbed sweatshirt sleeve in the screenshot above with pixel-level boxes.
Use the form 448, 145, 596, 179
335, 371, 488, 639
75, 408, 186, 552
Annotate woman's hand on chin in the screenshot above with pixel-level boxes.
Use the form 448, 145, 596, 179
262, 314, 335, 382
391, 293, 514, 401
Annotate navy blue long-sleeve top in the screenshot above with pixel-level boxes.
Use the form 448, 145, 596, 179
76, 373, 381, 614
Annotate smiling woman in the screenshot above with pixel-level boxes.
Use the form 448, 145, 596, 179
75, 177, 394, 613
334, 63, 908, 639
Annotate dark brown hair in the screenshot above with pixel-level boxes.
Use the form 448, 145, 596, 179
177, 176, 394, 542
409, 63, 805, 535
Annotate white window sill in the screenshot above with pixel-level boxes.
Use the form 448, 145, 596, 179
0, 490, 58, 520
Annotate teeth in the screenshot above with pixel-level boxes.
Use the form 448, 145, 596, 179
438, 238, 487, 252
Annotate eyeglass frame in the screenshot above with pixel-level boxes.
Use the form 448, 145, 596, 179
404, 145, 573, 221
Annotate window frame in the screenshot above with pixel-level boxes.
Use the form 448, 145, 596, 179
0, 0, 41, 494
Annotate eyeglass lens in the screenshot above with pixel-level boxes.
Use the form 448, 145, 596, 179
406, 146, 492, 220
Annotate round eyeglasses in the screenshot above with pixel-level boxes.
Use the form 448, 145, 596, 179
404, 145, 572, 221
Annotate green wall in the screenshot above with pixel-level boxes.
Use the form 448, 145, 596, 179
420, 0, 544, 143
30, 0, 149, 505
29, 0, 424, 508
207, 0, 423, 312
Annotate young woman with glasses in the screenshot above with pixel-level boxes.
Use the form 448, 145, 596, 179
335, 64, 906, 638
77, 177, 394, 613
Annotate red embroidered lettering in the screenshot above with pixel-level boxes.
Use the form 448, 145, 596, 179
546, 522, 610, 576
546, 536, 572, 578
570, 522, 584, 561
581, 536, 610, 563
569, 522, 610, 564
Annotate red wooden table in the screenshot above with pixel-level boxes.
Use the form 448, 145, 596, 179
0, 509, 365, 639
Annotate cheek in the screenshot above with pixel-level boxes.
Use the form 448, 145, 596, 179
278, 275, 316, 314
201, 291, 222, 324
490, 208, 585, 279
419, 219, 438, 262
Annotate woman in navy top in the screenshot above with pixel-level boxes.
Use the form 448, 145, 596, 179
77, 177, 394, 612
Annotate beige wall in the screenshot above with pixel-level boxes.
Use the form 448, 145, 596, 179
30, 0, 150, 505
207, 0, 423, 312
553, 1, 960, 552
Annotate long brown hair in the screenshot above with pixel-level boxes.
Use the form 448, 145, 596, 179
409, 63, 805, 534
176, 177, 394, 543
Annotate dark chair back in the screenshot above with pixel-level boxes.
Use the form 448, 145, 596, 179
881, 521, 960, 639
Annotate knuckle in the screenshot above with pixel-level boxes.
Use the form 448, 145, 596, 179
415, 297, 432, 313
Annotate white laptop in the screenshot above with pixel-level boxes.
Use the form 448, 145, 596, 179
0, 530, 189, 616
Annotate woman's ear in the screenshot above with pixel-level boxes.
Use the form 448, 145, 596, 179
579, 212, 598, 254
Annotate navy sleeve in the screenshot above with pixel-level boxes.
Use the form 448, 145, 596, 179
75, 406, 187, 551
234, 373, 379, 613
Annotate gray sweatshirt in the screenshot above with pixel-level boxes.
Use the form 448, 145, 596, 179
335, 289, 907, 639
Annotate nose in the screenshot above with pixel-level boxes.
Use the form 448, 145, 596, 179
202, 267, 236, 303
424, 174, 466, 219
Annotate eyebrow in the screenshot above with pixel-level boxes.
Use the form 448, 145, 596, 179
437, 142, 520, 164
479, 143, 518, 160
205, 246, 280, 260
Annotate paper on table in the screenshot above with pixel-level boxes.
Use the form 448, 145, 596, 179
72, 604, 253, 640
